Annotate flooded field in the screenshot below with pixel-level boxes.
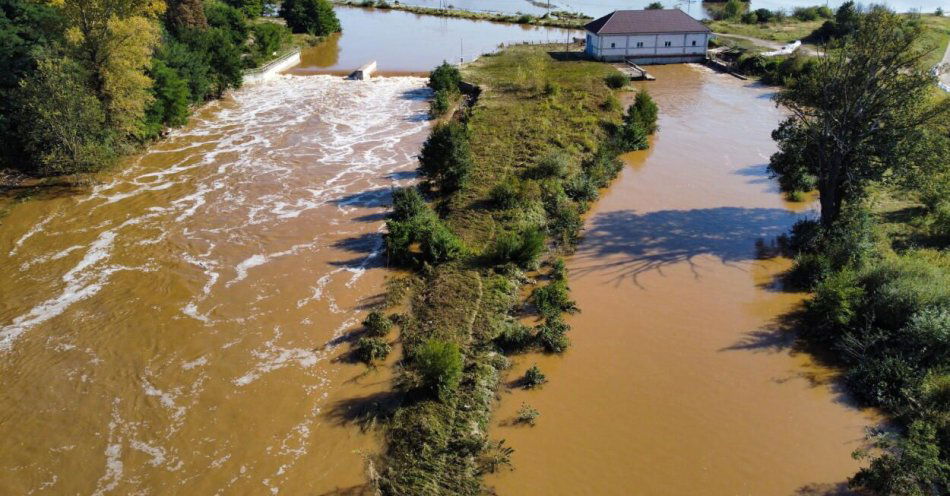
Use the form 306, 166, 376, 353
487, 64, 878, 495
0, 76, 429, 494
289, 6, 579, 74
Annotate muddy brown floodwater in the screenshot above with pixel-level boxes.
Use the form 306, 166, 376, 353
0, 76, 430, 494
487, 64, 878, 495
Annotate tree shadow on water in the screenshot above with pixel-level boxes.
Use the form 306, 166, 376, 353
574, 207, 799, 286
793, 482, 856, 496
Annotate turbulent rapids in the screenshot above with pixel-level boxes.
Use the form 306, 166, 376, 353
0, 75, 430, 494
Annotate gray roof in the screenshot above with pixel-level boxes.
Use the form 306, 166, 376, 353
585, 9, 710, 35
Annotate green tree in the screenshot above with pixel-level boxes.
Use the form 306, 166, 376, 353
55, 0, 166, 137
645, 2, 663, 9
279, 0, 341, 36
248, 22, 290, 65
834, 1, 861, 37
723, 0, 743, 20
166, 0, 206, 31
224, 0, 263, 18
0, 0, 66, 167
418, 121, 472, 194
143, 59, 190, 138
770, 9, 949, 228
205, 0, 248, 44
16, 55, 113, 175
155, 38, 212, 103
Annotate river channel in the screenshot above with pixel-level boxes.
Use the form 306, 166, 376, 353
1, 7, 880, 496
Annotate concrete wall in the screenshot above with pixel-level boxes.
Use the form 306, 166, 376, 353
243, 49, 302, 84
587, 32, 709, 63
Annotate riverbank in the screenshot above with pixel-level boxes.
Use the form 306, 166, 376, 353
372, 45, 636, 494
332, 0, 590, 29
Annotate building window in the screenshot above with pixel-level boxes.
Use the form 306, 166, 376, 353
692, 40, 697, 46
636, 41, 644, 48
664, 41, 672, 47
610, 42, 616, 48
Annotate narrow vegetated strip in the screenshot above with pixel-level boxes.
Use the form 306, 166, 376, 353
367, 45, 658, 494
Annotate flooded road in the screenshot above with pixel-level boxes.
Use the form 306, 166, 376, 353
0, 76, 429, 494
487, 64, 877, 495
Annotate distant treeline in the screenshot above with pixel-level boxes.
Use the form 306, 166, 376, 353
0, 0, 340, 177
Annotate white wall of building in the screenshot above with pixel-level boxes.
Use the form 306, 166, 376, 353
587, 32, 710, 62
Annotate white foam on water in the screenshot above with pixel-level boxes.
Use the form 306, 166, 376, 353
130, 440, 166, 467
181, 356, 208, 370
233, 327, 321, 387
92, 400, 125, 496
9, 211, 55, 256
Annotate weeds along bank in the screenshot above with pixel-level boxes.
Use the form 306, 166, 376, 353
358, 46, 657, 494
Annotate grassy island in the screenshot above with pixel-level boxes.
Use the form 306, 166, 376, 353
361, 45, 657, 494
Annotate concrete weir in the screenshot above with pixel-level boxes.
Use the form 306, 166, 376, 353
348, 61, 377, 80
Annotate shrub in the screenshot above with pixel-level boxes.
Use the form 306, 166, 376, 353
428, 61, 461, 92
412, 339, 464, 400
517, 14, 533, 24
363, 310, 393, 337
754, 8, 774, 22
583, 148, 624, 188
515, 403, 539, 425
741, 12, 758, 24
851, 421, 948, 496
564, 172, 599, 204
490, 226, 545, 267
646, 2, 663, 9
604, 72, 628, 89
530, 280, 577, 319
494, 320, 534, 352
523, 364, 546, 388
536, 316, 570, 353
354, 336, 391, 364
546, 196, 583, 246
614, 119, 649, 153
629, 90, 658, 134
550, 258, 567, 281
390, 187, 427, 221
420, 222, 466, 264
784, 252, 831, 290
279, 0, 341, 36
429, 88, 452, 118
784, 218, 823, 255
802, 269, 864, 343
529, 151, 570, 179
489, 176, 521, 209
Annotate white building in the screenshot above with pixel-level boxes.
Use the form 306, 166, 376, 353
585, 9, 711, 65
